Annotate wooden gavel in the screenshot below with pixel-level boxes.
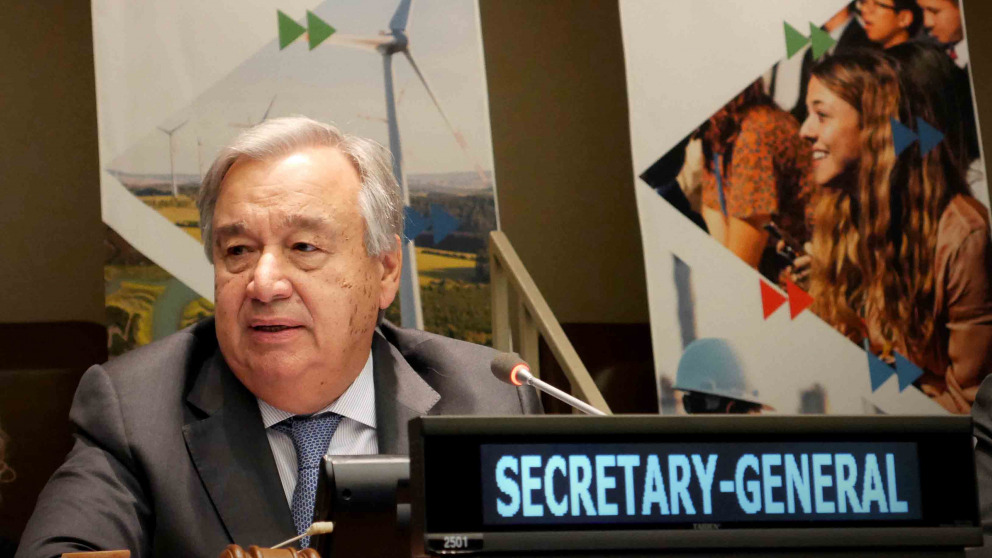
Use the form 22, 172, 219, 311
218, 544, 320, 558
60, 521, 333, 558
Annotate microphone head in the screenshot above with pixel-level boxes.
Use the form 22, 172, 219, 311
491, 352, 530, 386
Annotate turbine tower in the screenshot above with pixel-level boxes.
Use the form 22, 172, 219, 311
157, 119, 188, 197
282, 0, 490, 329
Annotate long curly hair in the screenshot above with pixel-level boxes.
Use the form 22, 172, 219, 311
808, 49, 969, 365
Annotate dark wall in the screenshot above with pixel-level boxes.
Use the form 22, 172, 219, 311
0, 0, 104, 324
965, 0, 992, 194
479, 0, 649, 325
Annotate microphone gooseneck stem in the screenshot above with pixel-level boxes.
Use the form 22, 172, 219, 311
271, 533, 306, 550
518, 369, 607, 416
272, 521, 335, 549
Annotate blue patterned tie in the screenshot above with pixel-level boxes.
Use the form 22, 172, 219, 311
273, 412, 343, 548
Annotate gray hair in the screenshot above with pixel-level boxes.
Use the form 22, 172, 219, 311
197, 116, 403, 261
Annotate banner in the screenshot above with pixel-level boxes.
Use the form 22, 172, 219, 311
620, 0, 991, 415
92, 0, 500, 355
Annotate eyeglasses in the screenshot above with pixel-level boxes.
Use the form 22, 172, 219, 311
856, 0, 899, 12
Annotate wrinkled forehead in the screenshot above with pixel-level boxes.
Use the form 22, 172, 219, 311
214, 146, 364, 228
224, 145, 356, 186
221, 146, 359, 196
213, 212, 334, 239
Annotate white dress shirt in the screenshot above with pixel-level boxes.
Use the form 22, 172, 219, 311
953, 38, 969, 70
257, 352, 378, 506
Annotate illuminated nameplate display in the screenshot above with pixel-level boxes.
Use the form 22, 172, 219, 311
410, 416, 979, 555
481, 442, 921, 526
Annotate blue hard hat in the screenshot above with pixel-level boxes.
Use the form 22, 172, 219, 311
674, 337, 765, 406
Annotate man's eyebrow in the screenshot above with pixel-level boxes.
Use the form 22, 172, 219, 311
280, 214, 332, 231
213, 222, 248, 240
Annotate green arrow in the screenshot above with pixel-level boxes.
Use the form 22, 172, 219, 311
307, 10, 336, 50
809, 23, 837, 60
784, 21, 809, 59
277, 10, 306, 50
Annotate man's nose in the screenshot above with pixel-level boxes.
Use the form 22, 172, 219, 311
246, 251, 293, 302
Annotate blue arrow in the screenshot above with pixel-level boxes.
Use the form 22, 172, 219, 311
865, 339, 896, 392
917, 117, 945, 155
893, 351, 924, 391
430, 204, 459, 245
403, 206, 430, 241
891, 117, 918, 157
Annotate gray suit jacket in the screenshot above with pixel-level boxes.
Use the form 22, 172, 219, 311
16, 319, 541, 558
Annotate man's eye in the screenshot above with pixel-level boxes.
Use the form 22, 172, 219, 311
226, 245, 250, 257
293, 242, 318, 253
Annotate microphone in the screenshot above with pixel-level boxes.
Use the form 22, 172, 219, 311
271, 521, 335, 549
491, 353, 607, 416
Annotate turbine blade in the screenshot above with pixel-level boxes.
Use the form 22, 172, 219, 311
323, 33, 391, 52
389, 0, 413, 31
403, 51, 489, 184
261, 95, 277, 121
403, 51, 459, 143
158, 118, 189, 135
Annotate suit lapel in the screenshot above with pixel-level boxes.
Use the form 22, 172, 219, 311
372, 330, 440, 454
183, 351, 296, 547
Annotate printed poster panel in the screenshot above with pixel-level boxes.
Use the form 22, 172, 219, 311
620, 0, 990, 415
93, 0, 500, 355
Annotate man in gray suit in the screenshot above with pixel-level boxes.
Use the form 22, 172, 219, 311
17, 117, 541, 558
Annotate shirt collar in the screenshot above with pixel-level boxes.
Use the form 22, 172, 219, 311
953, 38, 969, 69
257, 350, 377, 429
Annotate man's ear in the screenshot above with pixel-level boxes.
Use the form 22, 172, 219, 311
377, 234, 402, 310
897, 10, 914, 30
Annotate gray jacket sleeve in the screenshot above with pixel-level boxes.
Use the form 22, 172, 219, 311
15, 365, 152, 558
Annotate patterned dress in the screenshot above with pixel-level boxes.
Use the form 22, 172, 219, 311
701, 104, 814, 244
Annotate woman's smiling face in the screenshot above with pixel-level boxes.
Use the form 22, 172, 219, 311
800, 76, 863, 187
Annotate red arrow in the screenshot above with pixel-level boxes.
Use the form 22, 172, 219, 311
760, 279, 787, 319
786, 279, 814, 319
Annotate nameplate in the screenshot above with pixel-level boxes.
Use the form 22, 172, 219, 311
409, 415, 979, 555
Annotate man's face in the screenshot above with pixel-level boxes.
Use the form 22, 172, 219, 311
860, 0, 914, 48
918, 0, 963, 44
211, 146, 401, 413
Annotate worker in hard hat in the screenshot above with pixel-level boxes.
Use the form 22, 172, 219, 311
674, 337, 772, 414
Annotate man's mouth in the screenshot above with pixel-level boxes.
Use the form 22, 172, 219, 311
251, 325, 301, 332
812, 150, 827, 161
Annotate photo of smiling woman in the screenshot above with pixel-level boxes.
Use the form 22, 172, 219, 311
798, 49, 992, 414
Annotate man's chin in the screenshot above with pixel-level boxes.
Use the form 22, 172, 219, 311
236, 363, 318, 402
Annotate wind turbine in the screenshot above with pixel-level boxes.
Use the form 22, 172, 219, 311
157, 119, 188, 197
230, 95, 278, 129
280, 1, 491, 330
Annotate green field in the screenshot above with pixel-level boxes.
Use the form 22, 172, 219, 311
105, 264, 214, 356
138, 194, 201, 241
385, 247, 492, 345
